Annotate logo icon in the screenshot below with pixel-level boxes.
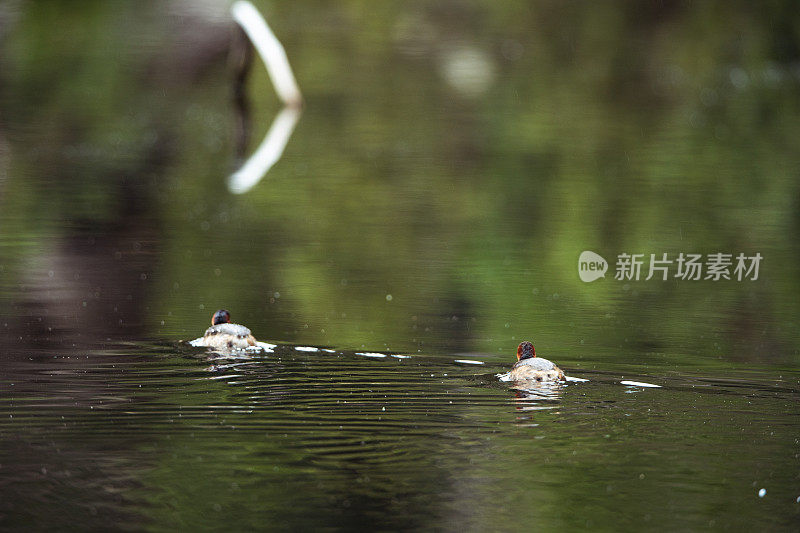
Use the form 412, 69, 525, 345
579, 251, 607, 282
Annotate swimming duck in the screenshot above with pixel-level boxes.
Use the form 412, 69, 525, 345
507, 341, 566, 382
196, 309, 257, 352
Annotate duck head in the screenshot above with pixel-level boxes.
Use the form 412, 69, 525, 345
212, 309, 231, 325
517, 341, 536, 361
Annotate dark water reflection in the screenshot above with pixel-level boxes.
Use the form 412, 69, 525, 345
1, 344, 798, 530
1, 0, 800, 530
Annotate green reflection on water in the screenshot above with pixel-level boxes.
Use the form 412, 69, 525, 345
1, 2, 799, 366
3, 346, 796, 530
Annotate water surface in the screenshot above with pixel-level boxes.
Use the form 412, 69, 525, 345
1, 342, 798, 530
1, 1, 799, 530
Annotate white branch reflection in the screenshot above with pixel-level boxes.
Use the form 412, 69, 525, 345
227, 0, 302, 195
227, 106, 301, 194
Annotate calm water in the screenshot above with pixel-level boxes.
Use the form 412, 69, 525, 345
1, 343, 799, 530
1, 1, 800, 530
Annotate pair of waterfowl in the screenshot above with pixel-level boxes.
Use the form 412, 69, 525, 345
194, 310, 566, 382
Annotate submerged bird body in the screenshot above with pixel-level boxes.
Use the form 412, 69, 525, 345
507, 341, 566, 382
201, 322, 256, 351
194, 309, 257, 352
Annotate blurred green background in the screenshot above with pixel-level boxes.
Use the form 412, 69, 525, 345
1, 3, 800, 531
1, 0, 798, 367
